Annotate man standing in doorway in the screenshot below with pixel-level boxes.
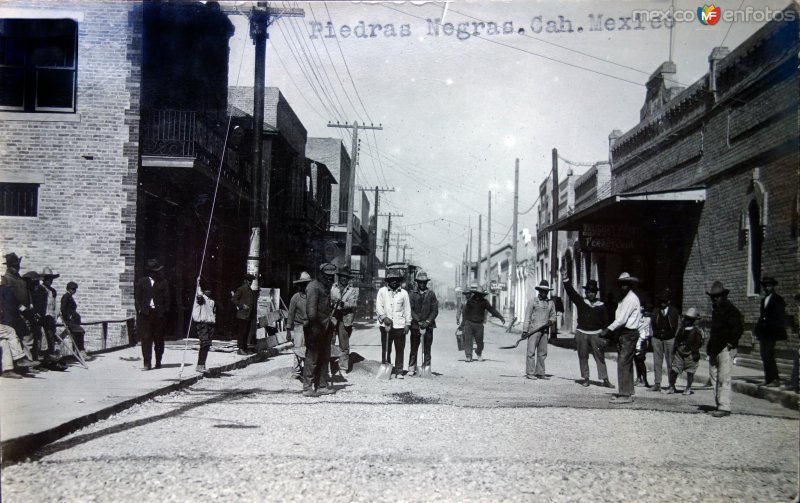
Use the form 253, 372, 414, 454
706, 281, 743, 417
409, 271, 438, 376
562, 268, 612, 388
755, 276, 787, 388
303, 263, 337, 396
650, 289, 679, 392
459, 283, 505, 363
233, 274, 257, 356
600, 272, 641, 404
331, 266, 358, 375
135, 259, 170, 370
523, 280, 557, 379
376, 269, 411, 378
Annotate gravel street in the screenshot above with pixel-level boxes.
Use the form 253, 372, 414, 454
3, 312, 798, 502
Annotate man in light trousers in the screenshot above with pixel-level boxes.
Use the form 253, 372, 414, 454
523, 280, 557, 379
705, 281, 743, 417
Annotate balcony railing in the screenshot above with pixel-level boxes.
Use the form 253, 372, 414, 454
141, 109, 251, 190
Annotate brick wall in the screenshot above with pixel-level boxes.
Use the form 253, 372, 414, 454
0, 1, 141, 349
307, 137, 351, 226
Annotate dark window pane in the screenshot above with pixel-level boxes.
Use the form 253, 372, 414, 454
0, 37, 26, 66
36, 68, 74, 109
0, 67, 25, 108
0, 183, 39, 217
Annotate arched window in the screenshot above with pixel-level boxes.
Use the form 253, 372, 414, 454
748, 199, 763, 295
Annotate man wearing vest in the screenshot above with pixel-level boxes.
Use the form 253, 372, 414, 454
409, 271, 439, 376
650, 289, 679, 392
331, 266, 359, 375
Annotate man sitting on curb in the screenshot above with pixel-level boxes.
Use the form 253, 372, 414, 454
562, 267, 612, 388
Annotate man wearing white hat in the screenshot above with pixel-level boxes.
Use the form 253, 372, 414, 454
600, 272, 642, 404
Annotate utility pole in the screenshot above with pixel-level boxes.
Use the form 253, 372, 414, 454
328, 121, 383, 268
477, 214, 482, 284
551, 148, 559, 287
468, 226, 473, 282
486, 191, 492, 293
361, 186, 394, 282
245, 5, 304, 291
511, 158, 519, 319
379, 212, 402, 265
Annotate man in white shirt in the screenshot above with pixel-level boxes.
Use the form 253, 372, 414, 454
600, 272, 641, 404
192, 281, 216, 373
376, 269, 411, 379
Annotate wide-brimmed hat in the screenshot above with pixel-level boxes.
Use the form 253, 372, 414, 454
293, 271, 312, 284
468, 282, 487, 295
415, 271, 430, 282
320, 263, 337, 275
534, 280, 552, 292
583, 279, 599, 292
683, 307, 701, 319
337, 266, 353, 278
146, 259, 164, 272
657, 288, 671, 301
23, 271, 41, 281
40, 266, 60, 279
3, 253, 22, 266
617, 272, 639, 284
385, 269, 403, 280
243, 273, 256, 281
761, 276, 778, 286
706, 281, 729, 297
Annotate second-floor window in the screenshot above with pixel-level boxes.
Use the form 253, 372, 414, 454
0, 18, 78, 113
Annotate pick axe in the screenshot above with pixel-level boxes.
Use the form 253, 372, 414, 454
499, 322, 551, 349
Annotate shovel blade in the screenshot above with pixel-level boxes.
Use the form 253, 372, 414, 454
420, 366, 432, 378
376, 363, 393, 380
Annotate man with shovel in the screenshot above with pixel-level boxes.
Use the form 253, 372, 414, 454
376, 269, 411, 379
409, 271, 438, 377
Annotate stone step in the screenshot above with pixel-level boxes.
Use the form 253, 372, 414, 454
734, 355, 794, 375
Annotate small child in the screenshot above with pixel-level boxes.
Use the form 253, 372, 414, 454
192, 282, 216, 373
667, 307, 704, 395
634, 305, 652, 388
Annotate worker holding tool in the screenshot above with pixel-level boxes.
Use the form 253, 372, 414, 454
287, 271, 312, 380
409, 271, 438, 377
331, 266, 358, 376
376, 269, 411, 379
458, 283, 505, 363
522, 280, 557, 379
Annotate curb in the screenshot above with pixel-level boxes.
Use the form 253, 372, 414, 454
0, 351, 270, 467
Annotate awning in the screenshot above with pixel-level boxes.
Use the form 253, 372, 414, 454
552, 188, 706, 232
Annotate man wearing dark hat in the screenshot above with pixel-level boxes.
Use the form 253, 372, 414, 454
1, 253, 33, 347
303, 263, 337, 396
233, 273, 258, 355
754, 276, 787, 388
459, 282, 505, 363
562, 269, 611, 387
376, 269, 412, 377
135, 259, 171, 370
61, 281, 89, 361
409, 271, 439, 376
600, 272, 642, 404
287, 271, 312, 380
522, 280, 557, 379
705, 281, 743, 417
331, 266, 359, 375
650, 289, 679, 392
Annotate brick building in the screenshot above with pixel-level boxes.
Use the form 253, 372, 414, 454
0, 1, 142, 347
552, 9, 799, 360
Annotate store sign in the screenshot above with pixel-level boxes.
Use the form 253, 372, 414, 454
490, 281, 507, 291
579, 223, 641, 253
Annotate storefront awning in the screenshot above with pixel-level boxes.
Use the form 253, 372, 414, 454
552, 188, 706, 232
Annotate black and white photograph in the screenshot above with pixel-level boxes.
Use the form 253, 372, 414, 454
1, 0, 798, 501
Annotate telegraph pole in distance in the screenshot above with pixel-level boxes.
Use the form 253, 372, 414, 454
477, 214, 482, 284
379, 212, 402, 265
511, 158, 519, 319
360, 186, 394, 283
550, 149, 559, 287
486, 191, 492, 293
328, 121, 383, 268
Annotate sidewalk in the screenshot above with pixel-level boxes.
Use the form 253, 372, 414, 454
492, 320, 799, 410
0, 340, 269, 465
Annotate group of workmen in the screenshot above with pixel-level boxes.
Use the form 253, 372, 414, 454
284, 264, 440, 397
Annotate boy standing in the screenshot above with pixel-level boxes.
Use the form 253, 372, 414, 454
666, 307, 704, 395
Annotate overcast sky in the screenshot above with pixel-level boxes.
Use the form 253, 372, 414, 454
225, 0, 789, 289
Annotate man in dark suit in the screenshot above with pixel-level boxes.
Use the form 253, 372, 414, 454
135, 259, 170, 370
233, 274, 257, 355
755, 276, 787, 388
650, 289, 680, 392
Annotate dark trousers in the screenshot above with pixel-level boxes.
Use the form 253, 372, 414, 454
138, 312, 164, 367
380, 326, 393, 364
336, 323, 352, 372
759, 338, 780, 383
575, 330, 608, 380
409, 326, 434, 370
303, 321, 332, 391
463, 320, 484, 358
42, 316, 57, 354
196, 322, 214, 366
634, 350, 648, 383
236, 317, 252, 350
616, 329, 638, 397
390, 328, 406, 374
